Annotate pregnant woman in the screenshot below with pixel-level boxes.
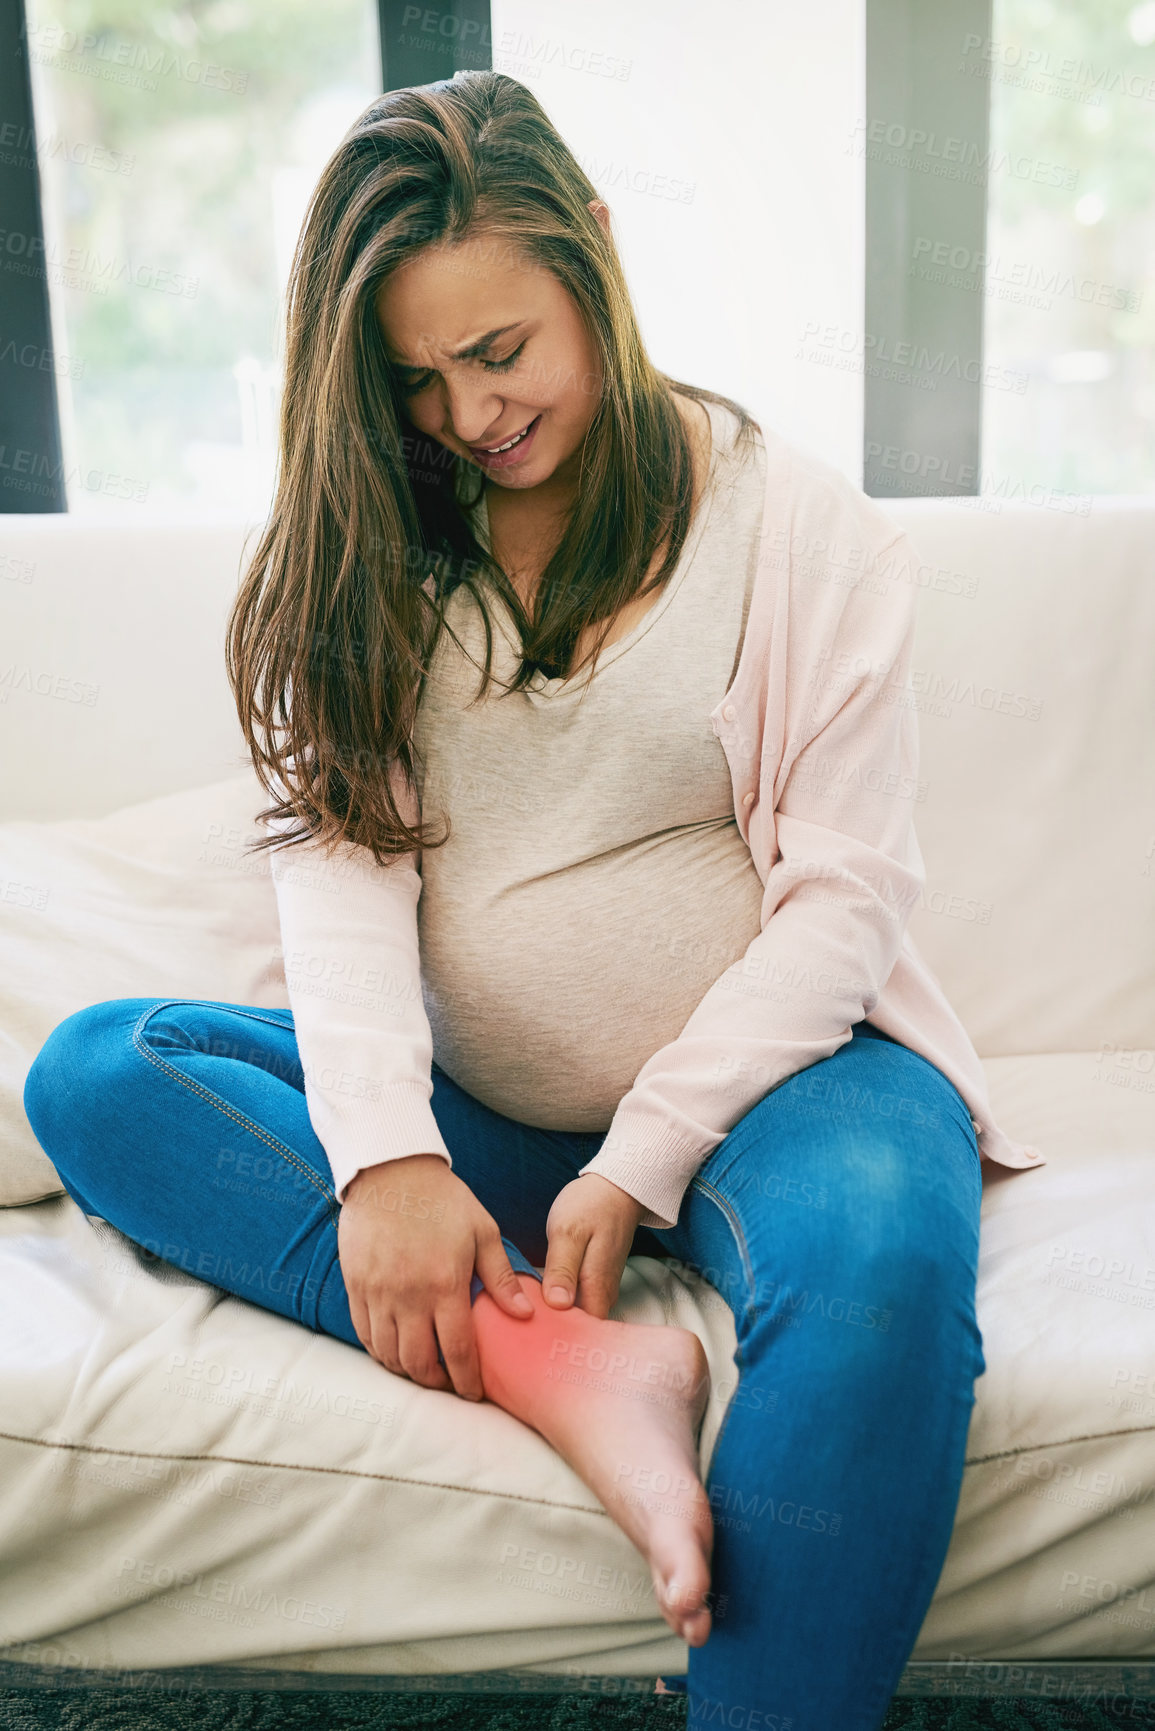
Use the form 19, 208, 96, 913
24, 70, 1044, 1731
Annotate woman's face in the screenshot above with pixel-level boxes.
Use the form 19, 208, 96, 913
374, 210, 608, 499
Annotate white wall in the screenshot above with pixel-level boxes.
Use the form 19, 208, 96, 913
490, 0, 866, 482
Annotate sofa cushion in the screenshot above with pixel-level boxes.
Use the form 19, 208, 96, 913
1, 771, 287, 1204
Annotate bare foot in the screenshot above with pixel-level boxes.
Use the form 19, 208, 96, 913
472, 1276, 715, 1646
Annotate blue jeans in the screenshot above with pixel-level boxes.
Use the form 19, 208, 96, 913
24, 999, 985, 1731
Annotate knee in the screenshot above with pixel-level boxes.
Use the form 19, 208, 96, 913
827, 1169, 982, 1363
23, 998, 152, 1180
836, 1151, 979, 1306
744, 1133, 979, 1325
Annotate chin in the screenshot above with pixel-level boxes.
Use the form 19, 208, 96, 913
489, 466, 544, 488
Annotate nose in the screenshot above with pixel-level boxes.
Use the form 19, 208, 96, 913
440, 372, 506, 449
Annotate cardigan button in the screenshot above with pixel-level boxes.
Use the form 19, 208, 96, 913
722, 704, 736, 722
742, 790, 755, 807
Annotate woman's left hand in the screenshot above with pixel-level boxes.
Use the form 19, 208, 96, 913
541, 1173, 646, 1319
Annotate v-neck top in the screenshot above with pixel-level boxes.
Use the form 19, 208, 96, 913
410, 399, 770, 1129
466, 405, 725, 701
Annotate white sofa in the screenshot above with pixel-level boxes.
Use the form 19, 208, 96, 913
1, 493, 1154, 1700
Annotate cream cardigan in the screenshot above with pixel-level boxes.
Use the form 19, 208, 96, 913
265, 425, 1045, 1232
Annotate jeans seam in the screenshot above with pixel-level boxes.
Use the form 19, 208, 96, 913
131, 1000, 340, 1234
689, 1173, 756, 1320
306, 1232, 344, 1331
678, 1175, 757, 1558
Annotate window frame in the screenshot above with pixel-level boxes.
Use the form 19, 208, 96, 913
863, 0, 994, 498
2, 2, 67, 512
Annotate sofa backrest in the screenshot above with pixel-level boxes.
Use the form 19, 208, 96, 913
2, 498, 1151, 1059
0, 513, 265, 824
886, 496, 1154, 1059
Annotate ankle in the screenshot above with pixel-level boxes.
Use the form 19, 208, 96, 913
472, 1278, 607, 1410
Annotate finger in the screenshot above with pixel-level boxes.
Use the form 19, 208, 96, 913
396, 1314, 452, 1392
575, 1252, 620, 1320
474, 1235, 536, 1317
576, 1282, 614, 1320
364, 1304, 400, 1377
346, 1282, 375, 1357
435, 1296, 484, 1402
542, 1227, 587, 1307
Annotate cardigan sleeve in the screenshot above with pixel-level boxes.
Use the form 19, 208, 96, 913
260, 755, 451, 1206
576, 517, 927, 1231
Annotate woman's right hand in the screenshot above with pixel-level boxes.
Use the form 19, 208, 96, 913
337, 1153, 535, 1401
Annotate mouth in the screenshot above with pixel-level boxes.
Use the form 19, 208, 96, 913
467, 413, 543, 469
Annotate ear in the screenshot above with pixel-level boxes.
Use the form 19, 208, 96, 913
588, 198, 611, 237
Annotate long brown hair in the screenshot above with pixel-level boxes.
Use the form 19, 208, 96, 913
226, 69, 758, 867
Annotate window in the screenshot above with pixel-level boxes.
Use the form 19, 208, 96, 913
24, 0, 382, 514
864, 0, 1154, 496
980, 0, 1155, 495
13, 3, 1151, 508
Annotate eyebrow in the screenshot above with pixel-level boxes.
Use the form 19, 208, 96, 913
390, 323, 524, 372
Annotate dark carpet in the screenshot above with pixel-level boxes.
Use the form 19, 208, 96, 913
1, 1691, 1153, 1728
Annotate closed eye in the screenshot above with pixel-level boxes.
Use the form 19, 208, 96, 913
481, 341, 526, 375
394, 341, 527, 395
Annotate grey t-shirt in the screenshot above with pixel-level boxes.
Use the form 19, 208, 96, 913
411, 398, 769, 1130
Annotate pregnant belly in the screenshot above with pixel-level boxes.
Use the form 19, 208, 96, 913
417, 835, 765, 1129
